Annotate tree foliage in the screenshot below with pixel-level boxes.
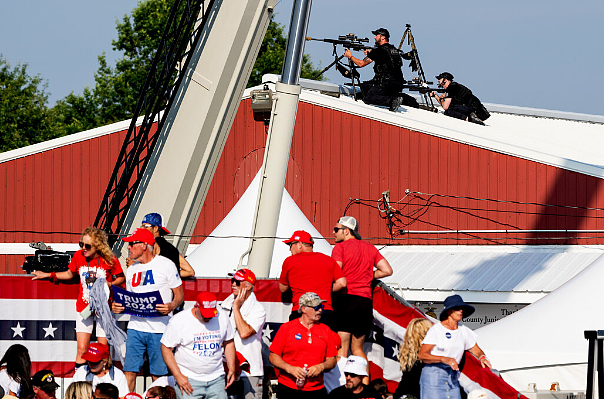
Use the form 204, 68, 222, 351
0, 56, 61, 151
1, 0, 323, 152
248, 19, 323, 87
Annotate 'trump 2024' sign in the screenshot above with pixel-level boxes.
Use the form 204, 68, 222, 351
112, 286, 164, 318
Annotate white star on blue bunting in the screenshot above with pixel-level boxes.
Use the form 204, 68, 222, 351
11, 322, 25, 338
43, 322, 57, 338
262, 324, 273, 344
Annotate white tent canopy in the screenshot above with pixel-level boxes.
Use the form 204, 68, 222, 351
186, 170, 333, 278
475, 255, 604, 391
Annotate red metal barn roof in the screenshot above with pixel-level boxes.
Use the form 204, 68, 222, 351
1, 89, 604, 274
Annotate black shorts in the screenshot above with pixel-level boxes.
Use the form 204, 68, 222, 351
289, 309, 336, 331
333, 293, 373, 337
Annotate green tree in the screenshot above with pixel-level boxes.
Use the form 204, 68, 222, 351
0, 56, 62, 152
248, 19, 323, 87
1, 0, 324, 152
57, 0, 323, 129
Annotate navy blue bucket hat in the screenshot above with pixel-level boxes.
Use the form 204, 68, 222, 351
440, 294, 475, 321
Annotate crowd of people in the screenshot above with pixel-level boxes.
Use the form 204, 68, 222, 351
344, 27, 490, 125
5, 213, 493, 399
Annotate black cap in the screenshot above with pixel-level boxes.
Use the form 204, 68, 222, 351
371, 28, 390, 40
436, 72, 454, 81
32, 370, 59, 391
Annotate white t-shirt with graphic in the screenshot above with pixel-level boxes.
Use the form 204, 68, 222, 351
161, 307, 234, 382
422, 322, 477, 363
125, 255, 182, 333
72, 366, 129, 397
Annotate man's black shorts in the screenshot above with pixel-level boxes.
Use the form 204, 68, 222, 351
333, 293, 373, 337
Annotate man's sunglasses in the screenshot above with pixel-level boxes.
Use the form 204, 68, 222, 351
344, 372, 360, 378
127, 241, 143, 247
333, 227, 346, 233
231, 278, 241, 286
312, 304, 324, 311
78, 242, 93, 250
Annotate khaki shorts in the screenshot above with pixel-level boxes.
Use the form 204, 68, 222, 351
75, 311, 107, 337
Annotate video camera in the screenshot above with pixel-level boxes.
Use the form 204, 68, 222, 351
21, 242, 72, 274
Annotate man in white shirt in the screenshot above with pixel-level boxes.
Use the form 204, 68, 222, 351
220, 269, 266, 399
71, 343, 129, 398
112, 228, 184, 391
161, 292, 236, 399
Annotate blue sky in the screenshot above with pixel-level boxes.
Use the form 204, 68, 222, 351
1, 0, 603, 115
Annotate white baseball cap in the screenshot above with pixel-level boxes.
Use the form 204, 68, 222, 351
338, 216, 361, 239
343, 355, 368, 376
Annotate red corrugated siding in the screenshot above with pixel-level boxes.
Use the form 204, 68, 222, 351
194, 100, 604, 246
1, 131, 129, 243
2, 99, 604, 273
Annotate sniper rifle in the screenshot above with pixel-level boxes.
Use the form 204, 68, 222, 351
306, 33, 374, 52
306, 34, 375, 100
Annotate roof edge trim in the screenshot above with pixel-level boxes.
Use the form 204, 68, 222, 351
0, 115, 147, 164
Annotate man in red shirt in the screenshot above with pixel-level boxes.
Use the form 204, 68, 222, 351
331, 216, 392, 378
269, 292, 338, 399
279, 230, 347, 331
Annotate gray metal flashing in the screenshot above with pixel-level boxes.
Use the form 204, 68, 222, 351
483, 102, 604, 124
379, 245, 604, 303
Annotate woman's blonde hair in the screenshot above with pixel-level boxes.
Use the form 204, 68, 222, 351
399, 318, 433, 372
81, 227, 115, 265
65, 381, 93, 399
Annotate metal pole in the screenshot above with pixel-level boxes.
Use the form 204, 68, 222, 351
586, 330, 597, 398
245, 0, 312, 277
281, 0, 312, 85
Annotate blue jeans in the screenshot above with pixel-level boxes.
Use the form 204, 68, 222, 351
419, 363, 461, 399
124, 329, 168, 376
176, 375, 227, 399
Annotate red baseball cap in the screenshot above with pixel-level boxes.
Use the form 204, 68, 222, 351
283, 230, 313, 245
122, 228, 155, 246
232, 268, 256, 285
81, 343, 110, 363
196, 292, 218, 318
124, 393, 142, 399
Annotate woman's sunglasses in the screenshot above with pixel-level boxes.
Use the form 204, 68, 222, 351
78, 242, 93, 250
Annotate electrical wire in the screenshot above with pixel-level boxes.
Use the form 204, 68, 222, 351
4, 189, 604, 245
343, 187, 604, 243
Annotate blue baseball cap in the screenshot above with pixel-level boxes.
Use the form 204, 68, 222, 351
142, 213, 171, 235
440, 294, 475, 321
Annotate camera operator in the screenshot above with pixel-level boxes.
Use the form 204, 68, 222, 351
32, 227, 124, 371
344, 28, 417, 112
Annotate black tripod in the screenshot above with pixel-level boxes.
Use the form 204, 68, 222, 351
398, 24, 437, 110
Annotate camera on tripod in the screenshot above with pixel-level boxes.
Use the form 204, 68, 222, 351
21, 242, 72, 274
